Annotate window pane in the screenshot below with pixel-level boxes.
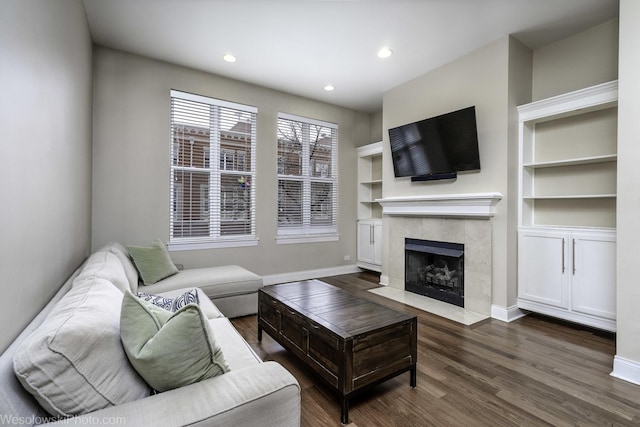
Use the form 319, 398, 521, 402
277, 119, 303, 176
221, 108, 252, 172
278, 179, 302, 227
172, 170, 210, 237
310, 182, 333, 226
309, 125, 333, 178
173, 125, 210, 169
172, 99, 209, 128
220, 173, 252, 236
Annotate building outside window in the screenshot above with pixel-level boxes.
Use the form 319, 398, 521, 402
169, 90, 257, 250
277, 112, 338, 243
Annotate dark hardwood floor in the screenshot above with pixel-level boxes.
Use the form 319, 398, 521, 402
231, 272, 640, 426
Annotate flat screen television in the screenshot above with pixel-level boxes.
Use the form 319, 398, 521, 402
388, 106, 481, 181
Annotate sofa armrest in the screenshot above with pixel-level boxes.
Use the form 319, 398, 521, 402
48, 362, 300, 427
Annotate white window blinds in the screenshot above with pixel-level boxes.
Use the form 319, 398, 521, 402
170, 90, 257, 247
277, 113, 338, 237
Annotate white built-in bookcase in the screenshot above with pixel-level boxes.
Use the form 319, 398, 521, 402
516, 81, 618, 332
356, 142, 383, 272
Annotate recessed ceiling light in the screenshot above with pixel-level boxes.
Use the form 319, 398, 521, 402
223, 54, 237, 63
378, 47, 393, 58
324, 84, 335, 92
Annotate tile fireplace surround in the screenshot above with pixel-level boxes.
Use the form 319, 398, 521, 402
376, 193, 502, 320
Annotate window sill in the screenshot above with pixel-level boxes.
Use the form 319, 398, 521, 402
168, 238, 259, 251
276, 233, 340, 245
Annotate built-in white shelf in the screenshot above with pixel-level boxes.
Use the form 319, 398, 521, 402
523, 194, 616, 200
523, 154, 617, 169
357, 142, 383, 220
518, 80, 618, 229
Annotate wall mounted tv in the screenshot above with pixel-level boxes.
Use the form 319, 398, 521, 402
388, 106, 481, 181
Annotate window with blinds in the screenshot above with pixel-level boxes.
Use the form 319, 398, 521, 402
170, 90, 257, 249
277, 113, 338, 240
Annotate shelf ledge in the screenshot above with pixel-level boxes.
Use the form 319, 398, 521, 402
523, 194, 616, 200
376, 192, 503, 218
524, 154, 617, 168
517, 80, 618, 122
356, 141, 383, 157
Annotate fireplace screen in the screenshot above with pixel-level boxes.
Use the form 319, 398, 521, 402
405, 238, 464, 307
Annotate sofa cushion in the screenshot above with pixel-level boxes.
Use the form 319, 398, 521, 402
102, 242, 140, 293
141, 265, 262, 299
128, 239, 178, 285
208, 317, 262, 371
74, 250, 130, 293
137, 288, 199, 312
120, 291, 230, 392
13, 277, 150, 418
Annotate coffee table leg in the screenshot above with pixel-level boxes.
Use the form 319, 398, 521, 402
341, 396, 349, 424
410, 364, 417, 388
258, 324, 262, 341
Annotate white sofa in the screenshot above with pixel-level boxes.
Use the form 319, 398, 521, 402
0, 242, 300, 426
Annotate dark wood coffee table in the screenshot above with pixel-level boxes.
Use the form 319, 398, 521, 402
258, 279, 417, 424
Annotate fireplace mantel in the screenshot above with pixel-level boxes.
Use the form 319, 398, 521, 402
376, 192, 503, 218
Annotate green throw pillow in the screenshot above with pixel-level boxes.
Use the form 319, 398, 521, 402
128, 239, 179, 285
120, 290, 230, 392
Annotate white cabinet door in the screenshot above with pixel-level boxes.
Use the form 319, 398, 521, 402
357, 220, 375, 265
571, 232, 616, 320
518, 229, 569, 309
357, 219, 382, 271
373, 221, 383, 265
518, 228, 616, 331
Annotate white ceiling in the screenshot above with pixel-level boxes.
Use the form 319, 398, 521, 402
82, 0, 619, 113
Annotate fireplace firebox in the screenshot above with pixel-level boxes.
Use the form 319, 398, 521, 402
405, 238, 464, 307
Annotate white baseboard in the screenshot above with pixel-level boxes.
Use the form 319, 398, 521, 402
491, 304, 527, 323
379, 274, 389, 286
611, 356, 640, 386
262, 264, 361, 286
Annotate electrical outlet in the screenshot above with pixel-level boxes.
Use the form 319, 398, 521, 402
344, 255, 351, 261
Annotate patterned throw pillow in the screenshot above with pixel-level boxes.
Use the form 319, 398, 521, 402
120, 291, 230, 392
136, 288, 199, 312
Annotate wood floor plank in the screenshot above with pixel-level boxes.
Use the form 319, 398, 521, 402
231, 272, 640, 426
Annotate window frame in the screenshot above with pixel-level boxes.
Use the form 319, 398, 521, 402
168, 90, 258, 251
276, 112, 339, 245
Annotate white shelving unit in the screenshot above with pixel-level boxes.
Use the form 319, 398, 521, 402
516, 81, 618, 331
357, 142, 383, 219
356, 142, 383, 272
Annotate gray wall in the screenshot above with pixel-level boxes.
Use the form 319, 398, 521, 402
532, 19, 619, 100
506, 39, 533, 305
368, 111, 383, 144
91, 47, 369, 275
0, 0, 93, 352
